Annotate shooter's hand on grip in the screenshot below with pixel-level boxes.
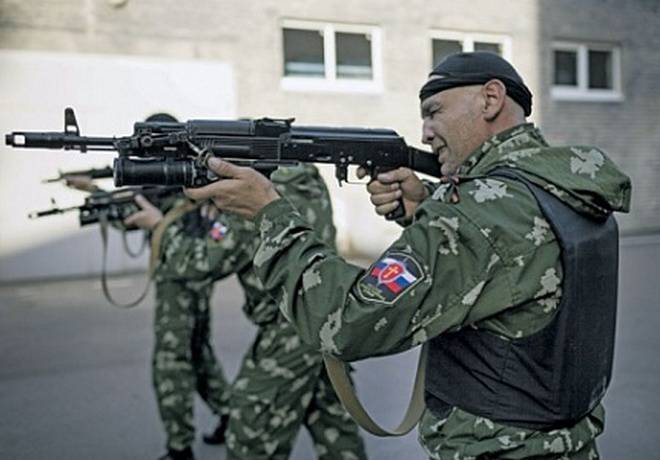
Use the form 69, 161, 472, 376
357, 167, 429, 221
123, 195, 164, 230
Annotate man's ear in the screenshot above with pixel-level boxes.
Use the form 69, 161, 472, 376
481, 79, 506, 121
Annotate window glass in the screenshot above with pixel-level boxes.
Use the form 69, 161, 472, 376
283, 28, 325, 77
336, 32, 373, 79
588, 50, 613, 89
432, 39, 462, 67
474, 41, 502, 55
554, 50, 578, 86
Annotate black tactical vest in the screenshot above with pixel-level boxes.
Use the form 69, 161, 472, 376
424, 170, 619, 430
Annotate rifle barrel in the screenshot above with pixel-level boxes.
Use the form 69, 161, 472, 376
5, 132, 116, 151
28, 205, 79, 219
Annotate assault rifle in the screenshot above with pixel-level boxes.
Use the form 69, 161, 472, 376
6, 108, 442, 219
29, 185, 181, 230
42, 165, 114, 183
29, 184, 182, 308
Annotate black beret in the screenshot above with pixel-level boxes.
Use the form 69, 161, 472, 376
419, 51, 532, 116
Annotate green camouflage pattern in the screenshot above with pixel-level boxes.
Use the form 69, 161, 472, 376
152, 278, 230, 451
152, 203, 231, 452
226, 320, 366, 460
158, 165, 366, 459
252, 124, 631, 459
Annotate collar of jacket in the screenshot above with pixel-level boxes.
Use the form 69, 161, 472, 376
458, 123, 548, 177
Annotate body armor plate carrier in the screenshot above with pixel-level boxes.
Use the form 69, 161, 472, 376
425, 169, 619, 430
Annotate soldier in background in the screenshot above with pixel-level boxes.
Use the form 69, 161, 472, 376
126, 195, 231, 460
67, 113, 232, 460
142, 163, 367, 460
186, 52, 632, 459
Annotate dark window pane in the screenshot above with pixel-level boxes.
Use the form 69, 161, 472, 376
432, 39, 462, 68
554, 50, 578, 86
474, 42, 502, 55
336, 32, 372, 79
283, 28, 324, 77
589, 50, 613, 89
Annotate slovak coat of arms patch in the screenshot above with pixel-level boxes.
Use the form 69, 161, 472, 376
356, 251, 424, 304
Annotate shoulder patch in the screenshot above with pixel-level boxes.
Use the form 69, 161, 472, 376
356, 252, 424, 304
209, 221, 228, 241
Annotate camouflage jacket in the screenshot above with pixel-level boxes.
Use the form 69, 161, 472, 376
251, 124, 632, 458
154, 165, 336, 326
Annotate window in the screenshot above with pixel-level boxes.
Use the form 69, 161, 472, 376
283, 29, 324, 78
554, 50, 578, 86
336, 32, 373, 80
430, 31, 511, 68
281, 20, 382, 93
552, 42, 622, 101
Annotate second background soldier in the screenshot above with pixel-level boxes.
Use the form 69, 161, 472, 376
132, 163, 368, 459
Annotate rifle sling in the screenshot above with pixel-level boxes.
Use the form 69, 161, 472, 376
122, 230, 148, 258
322, 344, 427, 437
103, 197, 428, 433
99, 200, 200, 308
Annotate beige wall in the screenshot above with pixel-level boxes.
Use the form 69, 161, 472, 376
0, 49, 235, 280
0, 0, 542, 278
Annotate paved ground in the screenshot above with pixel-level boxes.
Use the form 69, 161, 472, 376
1, 234, 659, 459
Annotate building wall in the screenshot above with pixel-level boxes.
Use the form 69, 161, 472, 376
0, 0, 542, 279
3, 0, 655, 279
537, 0, 660, 233
0, 50, 236, 281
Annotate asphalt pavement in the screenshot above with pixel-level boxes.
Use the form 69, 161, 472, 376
1, 234, 659, 459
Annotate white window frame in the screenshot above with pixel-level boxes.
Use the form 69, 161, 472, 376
280, 19, 383, 94
429, 30, 513, 64
551, 41, 623, 102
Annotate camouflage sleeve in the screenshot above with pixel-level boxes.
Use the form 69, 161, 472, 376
253, 201, 494, 361
154, 210, 259, 283
271, 165, 337, 248
154, 166, 334, 285
254, 175, 561, 362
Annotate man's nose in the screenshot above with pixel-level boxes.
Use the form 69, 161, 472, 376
421, 120, 434, 145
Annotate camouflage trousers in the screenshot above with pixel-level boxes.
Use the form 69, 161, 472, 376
419, 406, 603, 460
226, 319, 367, 460
153, 280, 230, 451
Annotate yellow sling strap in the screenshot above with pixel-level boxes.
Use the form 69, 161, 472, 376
322, 344, 428, 436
